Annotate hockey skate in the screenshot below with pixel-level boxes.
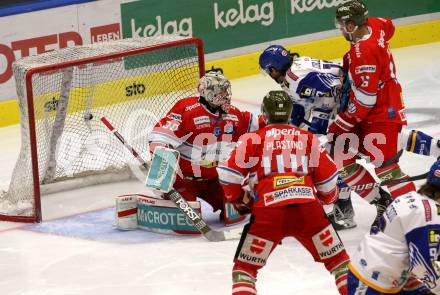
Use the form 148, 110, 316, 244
370, 187, 393, 229
328, 198, 357, 230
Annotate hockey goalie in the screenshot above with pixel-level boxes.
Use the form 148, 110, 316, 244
146, 71, 261, 226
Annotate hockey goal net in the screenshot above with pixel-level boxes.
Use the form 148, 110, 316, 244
0, 37, 204, 222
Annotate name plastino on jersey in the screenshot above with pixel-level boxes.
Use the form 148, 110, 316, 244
265, 139, 304, 150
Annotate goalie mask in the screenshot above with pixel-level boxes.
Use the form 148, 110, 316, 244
198, 72, 232, 112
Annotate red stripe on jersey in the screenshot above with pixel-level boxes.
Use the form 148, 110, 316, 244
422, 200, 432, 221
287, 69, 299, 81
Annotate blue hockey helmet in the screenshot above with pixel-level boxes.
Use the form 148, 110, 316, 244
428, 160, 440, 188
259, 45, 293, 76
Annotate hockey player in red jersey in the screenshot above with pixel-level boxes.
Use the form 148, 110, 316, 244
258, 44, 358, 230
329, 0, 416, 223
218, 91, 350, 295
148, 71, 260, 224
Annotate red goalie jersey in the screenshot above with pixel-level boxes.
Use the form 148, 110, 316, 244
342, 17, 406, 126
149, 97, 260, 179
217, 124, 339, 207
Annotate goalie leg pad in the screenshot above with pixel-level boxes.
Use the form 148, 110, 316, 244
136, 195, 202, 235
199, 178, 226, 213
223, 202, 247, 226
115, 195, 138, 230
174, 177, 224, 212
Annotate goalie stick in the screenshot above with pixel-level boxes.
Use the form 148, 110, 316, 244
99, 116, 242, 242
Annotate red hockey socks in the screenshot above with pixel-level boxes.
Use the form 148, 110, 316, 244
340, 162, 379, 203
232, 267, 257, 295
375, 163, 416, 199
331, 261, 349, 295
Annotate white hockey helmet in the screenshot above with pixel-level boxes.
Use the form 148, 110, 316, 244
198, 71, 232, 112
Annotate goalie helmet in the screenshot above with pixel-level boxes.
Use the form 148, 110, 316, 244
261, 91, 293, 124
259, 45, 293, 77
335, 0, 368, 27
198, 72, 232, 112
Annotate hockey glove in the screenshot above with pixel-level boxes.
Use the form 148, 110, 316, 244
231, 191, 254, 216
290, 103, 306, 127
327, 111, 357, 139
338, 72, 351, 113
309, 108, 332, 135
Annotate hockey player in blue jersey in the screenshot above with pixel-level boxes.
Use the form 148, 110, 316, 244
347, 159, 440, 294
258, 45, 360, 231
258, 44, 440, 231
259, 45, 344, 134
258, 45, 440, 160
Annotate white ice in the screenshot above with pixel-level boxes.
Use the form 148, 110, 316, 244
0, 42, 439, 295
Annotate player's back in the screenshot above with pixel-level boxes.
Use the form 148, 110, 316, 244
349, 191, 440, 292
283, 57, 343, 102
221, 122, 339, 207
246, 124, 323, 207
254, 123, 314, 173
291, 56, 342, 76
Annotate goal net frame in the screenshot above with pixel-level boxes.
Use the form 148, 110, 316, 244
0, 37, 205, 223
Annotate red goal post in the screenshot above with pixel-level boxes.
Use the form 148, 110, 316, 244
0, 37, 205, 223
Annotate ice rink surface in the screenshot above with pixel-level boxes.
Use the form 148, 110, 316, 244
0, 42, 439, 295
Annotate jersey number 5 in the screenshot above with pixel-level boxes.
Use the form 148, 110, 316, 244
360, 75, 370, 88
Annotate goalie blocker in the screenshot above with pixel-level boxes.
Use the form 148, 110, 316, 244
115, 145, 245, 235
146, 145, 246, 226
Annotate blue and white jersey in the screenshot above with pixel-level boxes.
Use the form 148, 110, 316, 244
281, 57, 344, 134
282, 57, 343, 111
349, 191, 440, 293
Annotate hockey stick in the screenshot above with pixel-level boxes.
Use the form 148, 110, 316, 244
341, 171, 428, 193
100, 116, 242, 242
380, 172, 428, 186
348, 147, 404, 169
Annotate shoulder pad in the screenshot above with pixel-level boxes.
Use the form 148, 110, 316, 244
227, 105, 240, 112
388, 193, 432, 232
181, 97, 201, 112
